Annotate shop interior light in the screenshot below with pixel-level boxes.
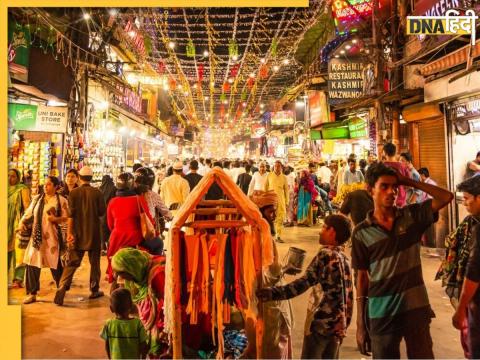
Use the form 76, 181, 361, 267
119, 126, 127, 134
295, 100, 304, 107
203, 50, 209, 57
109, 8, 118, 16
163, 85, 169, 91
129, 130, 136, 137
260, 103, 265, 108
168, 41, 175, 49
273, 65, 280, 72
205, 96, 209, 100
128, 30, 136, 38
83, 13, 91, 20
340, 50, 346, 54
249, 72, 255, 78
334, 54, 340, 58
352, 39, 358, 44
228, 78, 234, 84
282, 59, 290, 65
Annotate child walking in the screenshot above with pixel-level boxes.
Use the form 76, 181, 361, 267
256, 214, 354, 359
100, 288, 148, 359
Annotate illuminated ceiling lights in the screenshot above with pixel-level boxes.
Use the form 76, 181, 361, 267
345, 45, 351, 50
203, 50, 209, 57
109, 9, 118, 16
83, 13, 91, 20
340, 50, 346, 54
282, 59, 290, 65
260, 58, 266, 64
273, 65, 280, 72
232, 55, 238, 61
352, 39, 358, 44
249, 73, 255, 78
128, 30, 136, 38
168, 41, 176, 49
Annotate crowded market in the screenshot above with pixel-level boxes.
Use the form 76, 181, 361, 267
6, 3, 480, 359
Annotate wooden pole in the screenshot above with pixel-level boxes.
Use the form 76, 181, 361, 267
184, 220, 249, 228
171, 227, 183, 359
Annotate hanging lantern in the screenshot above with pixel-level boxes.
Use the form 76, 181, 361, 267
220, 93, 227, 102
169, 77, 177, 89
157, 60, 166, 75
247, 77, 254, 89
230, 64, 240, 78
223, 82, 230, 92
186, 39, 196, 58
198, 63, 204, 82
228, 39, 238, 58
271, 38, 278, 57
260, 64, 269, 79
241, 89, 247, 101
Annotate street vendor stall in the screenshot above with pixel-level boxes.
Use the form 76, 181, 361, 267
164, 167, 273, 359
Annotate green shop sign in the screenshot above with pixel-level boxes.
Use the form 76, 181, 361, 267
8, 21, 31, 70
8, 103, 37, 130
348, 117, 368, 138
321, 121, 350, 139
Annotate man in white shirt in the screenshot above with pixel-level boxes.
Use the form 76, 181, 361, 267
343, 158, 365, 185
231, 160, 245, 184
223, 160, 233, 180
317, 161, 332, 188
160, 161, 190, 212
248, 161, 268, 196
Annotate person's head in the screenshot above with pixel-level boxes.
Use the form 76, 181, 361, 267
250, 190, 278, 233
308, 162, 316, 173
112, 247, 151, 283
134, 167, 155, 192
65, 168, 79, 187
233, 160, 240, 168
245, 164, 252, 174
213, 161, 222, 168
319, 161, 326, 167
284, 166, 291, 176
365, 162, 399, 209
132, 163, 142, 173
223, 160, 231, 169
199, 157, 205, 165
368, 153, 376, 164
173, 161, 183, 175
259, 161, 266, 174
78, 166, 93, 183
348, 153, 357, 161
274, 160, 283, 174
319, 214, 352, 246
418, 167, 430, 182
399, 152, 413, 166
383, 142, 397, 158
189, 160, 199, 172
359, 159, 367, 169
167, 166, 173, 177
457, 176, 480, 216
300, 169, 309, 179
44, 176, 60, 195
476, 151, 480, 163
348, 158, 357, 172
206, 158, 212, 167
8, 169, 21, 186
110, 288, 133, 317
116, 172, 134, 191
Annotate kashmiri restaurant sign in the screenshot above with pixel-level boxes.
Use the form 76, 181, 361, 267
328, 58, 366, 104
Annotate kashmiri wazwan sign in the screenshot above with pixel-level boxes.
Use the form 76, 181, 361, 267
407, 9, 478, 45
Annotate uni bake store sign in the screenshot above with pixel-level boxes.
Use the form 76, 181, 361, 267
407, 9, 478, 45
328, 58, 366, 104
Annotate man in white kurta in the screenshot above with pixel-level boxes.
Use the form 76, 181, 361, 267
160, 161, 190, 212
264, 161, 289, 242
247, 161, 268, 196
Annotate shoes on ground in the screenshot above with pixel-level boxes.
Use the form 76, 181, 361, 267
276, 237, 285, 243
89, 290, 105, 299
23, 295, 36, 304
54, 287, 67, 306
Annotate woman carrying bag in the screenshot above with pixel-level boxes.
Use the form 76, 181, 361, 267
106, 173, 155, 289
19, 176, 69, 304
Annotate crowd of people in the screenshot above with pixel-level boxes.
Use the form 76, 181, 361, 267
6, 146, 480, 359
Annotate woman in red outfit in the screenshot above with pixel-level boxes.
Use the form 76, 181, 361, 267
106, 173, 154, 284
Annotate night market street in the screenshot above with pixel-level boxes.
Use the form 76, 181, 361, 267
10, 224, 464, 359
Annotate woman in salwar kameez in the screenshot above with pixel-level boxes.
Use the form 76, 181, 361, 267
296, 170, 318, 227
20, 176, 68, 304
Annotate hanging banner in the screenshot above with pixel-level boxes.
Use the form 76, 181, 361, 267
8, 103, 68, 133
328, 58, 367, 104
8, 21, 31, 76
271, 111, 295, 126
309, 91, 330, 127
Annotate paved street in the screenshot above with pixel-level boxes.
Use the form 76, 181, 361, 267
10, 225, 464, 359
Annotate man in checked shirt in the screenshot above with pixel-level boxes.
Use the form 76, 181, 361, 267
256, 214, 353, 359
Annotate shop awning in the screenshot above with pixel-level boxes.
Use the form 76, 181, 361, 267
420, 40, 480, 77
9, 84, 67, 105
319, 121, 350, 139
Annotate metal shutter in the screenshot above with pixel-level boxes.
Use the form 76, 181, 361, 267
418, 117, 447, 188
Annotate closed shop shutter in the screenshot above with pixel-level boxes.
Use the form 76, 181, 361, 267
418, 116, 448, 248
418, 117, 447, 188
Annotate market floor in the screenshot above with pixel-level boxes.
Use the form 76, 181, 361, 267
10, 225, 464, 359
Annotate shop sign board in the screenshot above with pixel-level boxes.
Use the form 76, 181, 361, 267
9, 103, 68, 133
113, 84, 143, 114
348, 117, 368, 138
332, 0, 390, 35
271, 111, 295, 126
251, 124, 266, 138
309, 91, 329, 127
328, 58, 366, 104
321, 121, 350, 139
413, 0, 469, 16
8, 21, 31, 74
